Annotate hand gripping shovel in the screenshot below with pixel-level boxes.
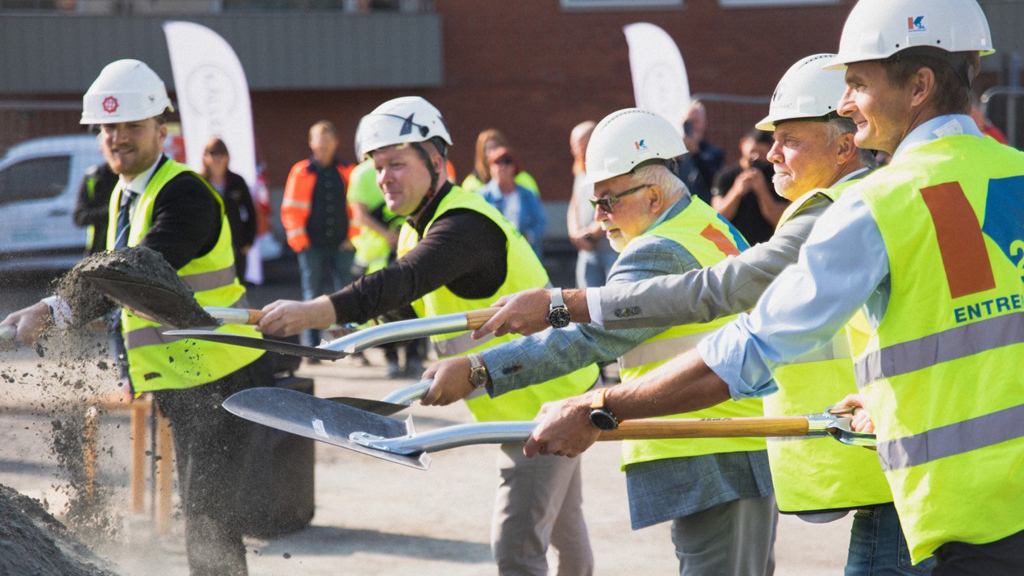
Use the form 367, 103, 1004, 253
165, 308, 499, 362
222, 387, 877, 471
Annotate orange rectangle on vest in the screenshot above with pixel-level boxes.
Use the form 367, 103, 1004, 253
919, 181, 995, 299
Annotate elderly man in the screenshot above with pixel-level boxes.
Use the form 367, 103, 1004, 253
424, 108, 775, 576
438, 54, 927, 574
524, 0, 1024, 573
1, 59, 269, 576
259, 96, 598, 576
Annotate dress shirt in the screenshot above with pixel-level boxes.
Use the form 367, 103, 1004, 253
698, 115, 982, 400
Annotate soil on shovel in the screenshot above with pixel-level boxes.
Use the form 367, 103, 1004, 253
0, 483, 117, 576
55, 245, 215, 329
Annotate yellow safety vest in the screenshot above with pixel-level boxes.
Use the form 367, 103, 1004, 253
767, 179, 894, 514
857, 135, 1024, 563
397, 187, 598, 421
618, 198, 765, 467
106, 159, 264, 392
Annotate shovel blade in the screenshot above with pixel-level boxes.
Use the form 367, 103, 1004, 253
165, 330, 348, 361
223, 387, 430, 469
82, 271, 216, 328
326, 397, 410, 416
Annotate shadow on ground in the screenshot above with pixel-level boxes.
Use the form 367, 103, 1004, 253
252, 524, 493, 564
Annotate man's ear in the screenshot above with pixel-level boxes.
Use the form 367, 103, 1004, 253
646, 184, 665, 213
835, 133, 858, 165
909, 66, 937, 109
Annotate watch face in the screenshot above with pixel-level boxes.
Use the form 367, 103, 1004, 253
548, 307, 571, 328
590, 409, 618, 431
470, 368, 489, 389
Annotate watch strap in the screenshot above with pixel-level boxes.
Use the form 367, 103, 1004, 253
591, 387, 609, 410
550, 288, 565, 309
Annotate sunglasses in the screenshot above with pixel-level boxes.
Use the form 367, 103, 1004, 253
491, 157, 514, 167
588, 184, 652, 214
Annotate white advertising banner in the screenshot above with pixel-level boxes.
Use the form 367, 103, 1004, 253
163, 21, 264, 284
623, 22, 691, 135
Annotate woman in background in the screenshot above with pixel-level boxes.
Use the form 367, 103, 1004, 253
201, 137, 257, 281
461, 128, 540, 196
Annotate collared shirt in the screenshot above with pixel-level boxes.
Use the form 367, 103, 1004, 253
481, 193, 773, 528
118, 155, 163, 219
699, 115, 982, 400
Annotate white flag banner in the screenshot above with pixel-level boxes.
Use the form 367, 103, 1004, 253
164, 20, 264, 284
623, 22, 691, 136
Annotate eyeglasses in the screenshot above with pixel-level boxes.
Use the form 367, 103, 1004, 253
588, 184, 652, 214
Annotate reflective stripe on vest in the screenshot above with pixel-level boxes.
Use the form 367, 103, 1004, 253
108, 159, 264, 392
856, 134, 1024, 563
397, 187, 598, 421
766, 179, 895, 513
618, 198, 765, 467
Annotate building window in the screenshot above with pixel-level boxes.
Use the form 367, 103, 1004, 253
719, 0, 840, 7
560, 0, 683, 10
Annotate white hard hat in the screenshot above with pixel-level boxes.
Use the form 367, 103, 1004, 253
81, 59, 173, 125
826, 0, 994, 70
757, 54, 847, 131
356, 96, 452, 159
584, 108, 686, 186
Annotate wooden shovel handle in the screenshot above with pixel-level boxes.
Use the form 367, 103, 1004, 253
244, 309, 267, 324
598, 417, 811, 441
464, 308, 500, 330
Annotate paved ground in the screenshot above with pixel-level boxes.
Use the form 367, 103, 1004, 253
0, 262, 856, 574
0, 345, 856, 575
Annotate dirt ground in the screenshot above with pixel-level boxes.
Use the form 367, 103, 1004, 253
0, 341, 856, 575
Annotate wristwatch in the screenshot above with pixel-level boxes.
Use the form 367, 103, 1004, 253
547, 288, 571, 328
468, 353, 490, 389
589, 388, 619, 431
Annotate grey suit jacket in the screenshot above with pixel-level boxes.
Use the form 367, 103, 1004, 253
598, 194, 835, 330
481, 199, 701, 395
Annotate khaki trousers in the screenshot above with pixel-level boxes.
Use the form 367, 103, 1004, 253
491, 444, 594, 576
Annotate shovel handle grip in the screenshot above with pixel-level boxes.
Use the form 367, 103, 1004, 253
244, 309, 267, 324
599, 417, 811, 440
464, 308, 500, 330
204, 307, 267, 325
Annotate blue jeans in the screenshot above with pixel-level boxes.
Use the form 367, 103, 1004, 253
846, 504, 936, 575
297, 245, 355, 346
575, 247, 618, 288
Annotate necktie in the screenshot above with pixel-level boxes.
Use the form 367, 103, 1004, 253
112, 189, 136, 250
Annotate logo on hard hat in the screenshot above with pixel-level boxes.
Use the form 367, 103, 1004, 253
102, 96, 119, 114
634, 139, 648, 152
907, 16, 926, 33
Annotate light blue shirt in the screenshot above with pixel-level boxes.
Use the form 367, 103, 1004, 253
699, 115, 983, 400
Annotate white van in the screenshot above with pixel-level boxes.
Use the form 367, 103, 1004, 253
0, 135, 104, 272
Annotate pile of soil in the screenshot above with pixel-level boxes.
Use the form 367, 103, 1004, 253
0, 484, 117, 575
55, 245, 215, 329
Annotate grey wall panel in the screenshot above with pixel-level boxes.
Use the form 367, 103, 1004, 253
0, 12, 442, 94
981, 0, 1024, 73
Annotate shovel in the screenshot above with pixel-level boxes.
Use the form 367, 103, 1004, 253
223, 387, 876, 470
165, 308, 498, 362
81, 267, 267, 329
327, 379, 433, 416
